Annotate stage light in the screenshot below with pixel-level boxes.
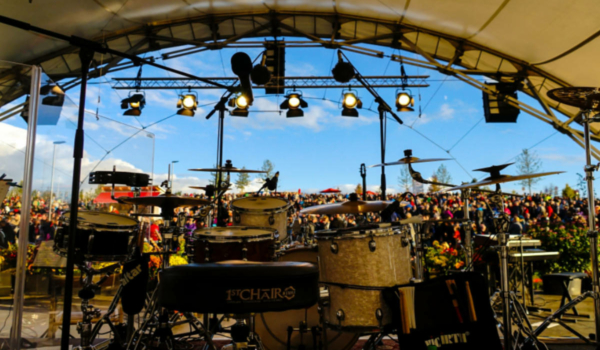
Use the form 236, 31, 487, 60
177, 92, 198, 117
395, 90, 414, 112
250, 53, 272, 85
228, 93, 249, 117
41, 85, 65, 107
341, 91, 362, 117
121, 93, 146, 116
332, 51, 355, 83
280, 91, 308, 118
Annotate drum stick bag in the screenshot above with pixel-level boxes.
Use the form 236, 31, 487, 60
382, 272, 501, 350
121, 253, 149, 315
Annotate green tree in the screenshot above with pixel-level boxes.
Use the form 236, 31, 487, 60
516, 149, 542, 194
236, 168, 251, 193
355, 183, 363, 195
261, 159, 275, 179
397, 165, 412, 192
562, 183, 576, 199
435, 164, 452, 185
429, 174, 442, 193
209, 164, 223, 186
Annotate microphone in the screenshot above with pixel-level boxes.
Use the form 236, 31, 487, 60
267, 171, 279, 191
331, 50, 355, 83
231, 52, 254, 105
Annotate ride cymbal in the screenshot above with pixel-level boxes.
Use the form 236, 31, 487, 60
119, 193, 210, 208
300, 200, 408, 215
445, 171, 564, 192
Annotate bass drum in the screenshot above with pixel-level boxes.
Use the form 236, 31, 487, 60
254, 246, 358, 350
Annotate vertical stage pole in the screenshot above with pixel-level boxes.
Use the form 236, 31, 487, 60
61, 48, 94, 350
9, 65, 41, 350
378, 105, 386, 199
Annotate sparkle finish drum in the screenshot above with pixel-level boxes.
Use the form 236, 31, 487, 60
254, 246, 358, 350
232, 196, 291, 243
54, 211, 138, 264
315, 224, 412, 330
192, 226, 276, 263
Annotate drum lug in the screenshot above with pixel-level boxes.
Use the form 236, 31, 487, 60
269, 214, 275, 225
242, 245, 248, 261
233, 212, 241, 224
336, 309, 345, 322
401, 237, 409, 247
205, 246, 210, 262
368, 239, 376, 252
330, 243, 339, 254
375, 308, 383, 321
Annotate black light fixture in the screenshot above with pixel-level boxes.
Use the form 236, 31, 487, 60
341, 90, 362, 117
121, 92, 146, 116
395, 90, 415, 112
250, 52, 272, 85
177, 92, 198, 117
482, 82, 520, 123
280, 90, 308, 117
41, 84, 65, 107
228, 93, 249, 117
332, 51, 355, 83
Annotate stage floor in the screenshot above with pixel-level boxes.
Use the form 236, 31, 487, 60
0, 291, 598, 349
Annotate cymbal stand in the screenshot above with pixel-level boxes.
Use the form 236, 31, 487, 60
461, 189, 473, 271
526, 110, 600, 346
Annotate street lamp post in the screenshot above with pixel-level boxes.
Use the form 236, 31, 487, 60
49, 141, 65, 211
170, 160, 179, 190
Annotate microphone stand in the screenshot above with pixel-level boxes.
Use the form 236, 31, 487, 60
360, 164, 367, 201
338, 50, 403, 200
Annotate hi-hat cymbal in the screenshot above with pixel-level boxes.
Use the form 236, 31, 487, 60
300, 200, 408, 215
119, 193, 210, 209
445, 171, 564, 192
369, 157, 450, 168
189, 167, 266, 174
547, 87, 600, 110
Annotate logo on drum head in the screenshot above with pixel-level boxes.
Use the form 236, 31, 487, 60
283, 286, 296, 300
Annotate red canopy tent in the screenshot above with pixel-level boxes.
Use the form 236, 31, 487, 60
320, 188, 341, 193
366, 191, 377, 195
93, 186, 161, 204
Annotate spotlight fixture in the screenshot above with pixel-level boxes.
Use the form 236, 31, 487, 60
395, 90, 414, 112
177, 92, 198, 117
228, 93, 250, 117
250, 52, 272, 85
41, 84, 65, 107
332, 51, 355, 83
121, 92, 146, 116
341, 90, 362, 117
280, 91, 308, 117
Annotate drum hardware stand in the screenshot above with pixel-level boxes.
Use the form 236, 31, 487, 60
461, 189, 473, 271
360, 164, 367, 201
74, 263, 121, 350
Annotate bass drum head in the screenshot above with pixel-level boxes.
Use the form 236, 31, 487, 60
62, 211, 138, 227
254, 246, 358, 350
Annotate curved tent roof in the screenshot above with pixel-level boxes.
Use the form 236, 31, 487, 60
1, 0, 600, 140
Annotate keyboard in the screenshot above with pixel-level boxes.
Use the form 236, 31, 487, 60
509, 250, 560, 262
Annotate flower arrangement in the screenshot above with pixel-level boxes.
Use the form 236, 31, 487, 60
425, 241, 465, 275
528, 224, 591, 275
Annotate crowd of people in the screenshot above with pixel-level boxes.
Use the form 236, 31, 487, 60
0, 189, 597, 249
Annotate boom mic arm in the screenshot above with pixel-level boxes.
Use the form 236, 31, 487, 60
408, 163, 454, 187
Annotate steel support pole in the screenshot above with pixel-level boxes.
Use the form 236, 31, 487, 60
9, 65, 41, 350
61, 48, 94, 350
583, 112, 600, 345
378, 105, 386, 199
462, 190, 473, 270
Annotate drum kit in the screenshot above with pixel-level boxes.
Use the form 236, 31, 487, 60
53, 87, 600, 350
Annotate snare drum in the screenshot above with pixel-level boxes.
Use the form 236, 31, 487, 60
315, 224, 412, 330
254, 246, 358, 350
192, 226, 276, 263
232, 196, 291, 243
54, 211, 138, 264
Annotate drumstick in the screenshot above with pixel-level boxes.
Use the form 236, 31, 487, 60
465, 281, 477, 322
445, 280, 463, 323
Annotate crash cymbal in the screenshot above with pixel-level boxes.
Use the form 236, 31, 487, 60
189, 185, 231, 191
189, 167, 266, 174
547, 87, 600, 110
445, 171, 564, 192
119, 193, 210, 209
300, 200, 409, 215
369, 149, 450, 167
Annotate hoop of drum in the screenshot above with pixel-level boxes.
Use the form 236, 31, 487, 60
53, 196, 416, 349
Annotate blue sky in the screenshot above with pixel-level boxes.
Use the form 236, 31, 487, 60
0, 39, 590, 196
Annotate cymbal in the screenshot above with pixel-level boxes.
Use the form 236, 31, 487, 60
300, 200, 408, 215
119, 193, 210, 208
369, 157, 451, 168
445, 171, 564, 192
189, 167, 266, 174
189, 185, 230, 191
547, 87, 600, 110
